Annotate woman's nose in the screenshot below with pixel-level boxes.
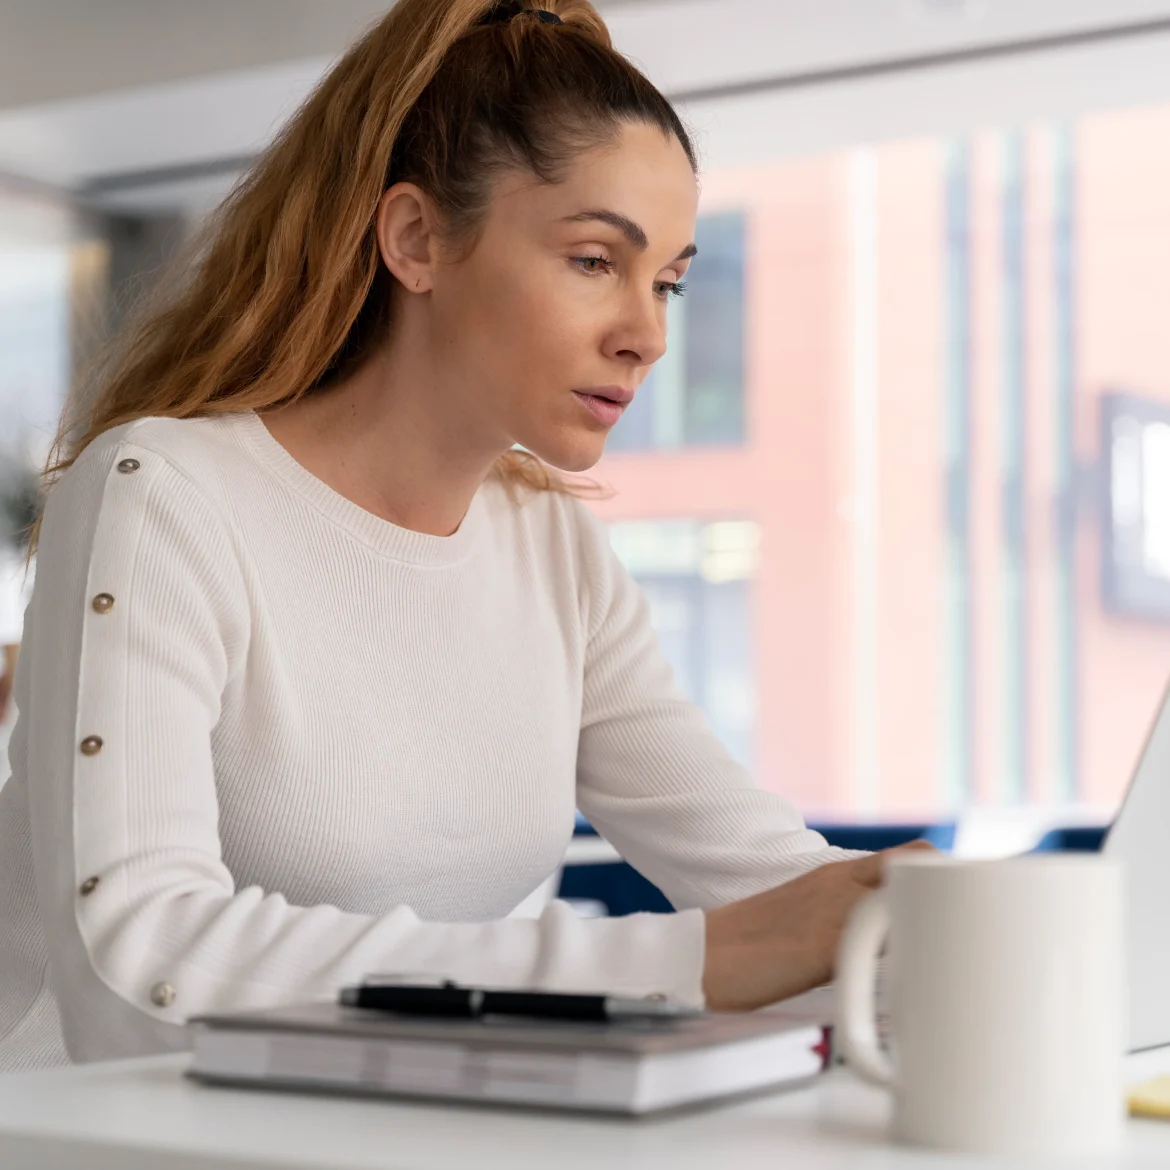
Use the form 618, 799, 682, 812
605, 294, 668, 368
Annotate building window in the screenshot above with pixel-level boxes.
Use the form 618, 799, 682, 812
607, 212, 746, 451
609, 519, 759, 766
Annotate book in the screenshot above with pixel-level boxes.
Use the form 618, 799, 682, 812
187, 1001, 829, 1115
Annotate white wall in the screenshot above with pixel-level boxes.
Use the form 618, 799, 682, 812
685, 21, 1170, 173
5, 0, 1170, 211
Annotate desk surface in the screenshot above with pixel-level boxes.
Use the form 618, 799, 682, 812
3, 1049, 1170, 1170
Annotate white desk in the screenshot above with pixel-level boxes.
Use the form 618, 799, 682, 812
2, 1049, 1170, 1170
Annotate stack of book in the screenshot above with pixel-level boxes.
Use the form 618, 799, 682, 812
188, 997, 829, 1116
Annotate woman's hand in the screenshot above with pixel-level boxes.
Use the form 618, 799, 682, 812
701, 842, 934, 1012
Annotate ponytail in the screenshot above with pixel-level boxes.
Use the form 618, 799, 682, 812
39, 0, 693, 546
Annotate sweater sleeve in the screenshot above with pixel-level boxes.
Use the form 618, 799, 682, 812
572, 502, 858, 912
19, 430, 706, 1064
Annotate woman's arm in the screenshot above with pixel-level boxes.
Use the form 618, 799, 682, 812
568, 505, 919, 1010
17, 429, 706, 1064
573, 502, 858, 911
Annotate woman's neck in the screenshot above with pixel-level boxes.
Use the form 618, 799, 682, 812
260, 345, 502, 538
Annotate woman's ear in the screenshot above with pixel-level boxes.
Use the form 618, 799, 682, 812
375, 182, 440, 294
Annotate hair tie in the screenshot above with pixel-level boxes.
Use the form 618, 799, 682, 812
479, 5, 564, 26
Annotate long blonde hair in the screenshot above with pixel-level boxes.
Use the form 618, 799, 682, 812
36, 0, 696, 551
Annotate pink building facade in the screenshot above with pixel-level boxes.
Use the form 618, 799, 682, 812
588, 105, 1170, 819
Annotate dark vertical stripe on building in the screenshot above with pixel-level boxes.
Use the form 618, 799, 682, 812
1001, 133, 1029, 802
944, 140, 974, 804
1053, 127, 1079, 801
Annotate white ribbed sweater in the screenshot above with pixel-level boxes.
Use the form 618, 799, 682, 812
0, 412, 845, 1071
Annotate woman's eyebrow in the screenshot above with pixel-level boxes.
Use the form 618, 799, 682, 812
561, 209, 697, 261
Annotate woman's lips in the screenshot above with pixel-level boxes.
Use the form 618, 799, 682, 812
573, 390, 628, 428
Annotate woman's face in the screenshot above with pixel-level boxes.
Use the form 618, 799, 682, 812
425, 121, 699, 473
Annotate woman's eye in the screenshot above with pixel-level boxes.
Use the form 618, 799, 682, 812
573, 256, 612, 275
655, 279, 688, 300
572, 256, 687, 300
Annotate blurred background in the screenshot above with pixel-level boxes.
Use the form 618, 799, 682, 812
4, 0, 1170, 853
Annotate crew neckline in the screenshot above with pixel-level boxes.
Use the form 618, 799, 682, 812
234, 410, 487, 567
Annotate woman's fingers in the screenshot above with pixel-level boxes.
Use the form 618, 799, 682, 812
702, 840, 943, 1011
847, 851, 888, 888
848, 839, 937, 888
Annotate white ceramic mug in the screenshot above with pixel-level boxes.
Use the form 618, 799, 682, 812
836, 853, 1125, 1157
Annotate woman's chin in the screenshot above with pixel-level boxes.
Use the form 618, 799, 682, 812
523, 431, 608, 475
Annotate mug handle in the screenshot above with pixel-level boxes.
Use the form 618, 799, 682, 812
835, 888, 895, 1087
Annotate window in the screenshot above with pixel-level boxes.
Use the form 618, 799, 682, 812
0, 193, 106, 439
609, 519, 759, 767
607, 212, 746, 451
592, 99, 1170, 823
0, 238, 69, 468
1102, 393, 1170, 621
0, 192, 102, 544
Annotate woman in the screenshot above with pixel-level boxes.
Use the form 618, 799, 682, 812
0, 0, 904, 1072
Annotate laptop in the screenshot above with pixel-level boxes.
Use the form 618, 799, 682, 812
1103, 677, 1170, 1052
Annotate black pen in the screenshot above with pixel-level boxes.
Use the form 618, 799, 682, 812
339, 980, 700, 1022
